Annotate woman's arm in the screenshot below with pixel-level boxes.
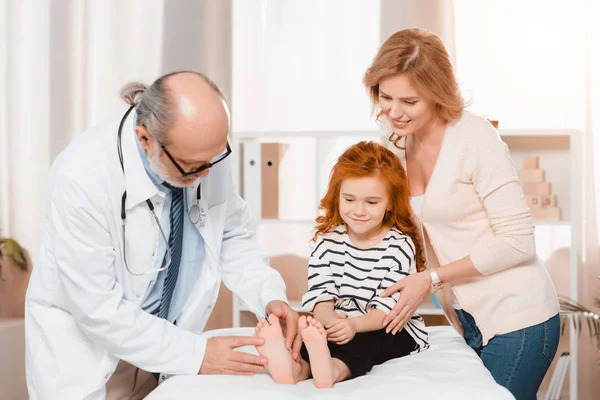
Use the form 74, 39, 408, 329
465, 122, 536, 276
434, 255, 482, 285
380, 256, 482, 332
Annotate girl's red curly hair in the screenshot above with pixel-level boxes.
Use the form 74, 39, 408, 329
313, 141, 426, 272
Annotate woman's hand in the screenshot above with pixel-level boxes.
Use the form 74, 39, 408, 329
325, 318, 356, 345
381, 271, 432, 334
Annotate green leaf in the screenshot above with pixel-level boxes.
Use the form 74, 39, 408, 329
0, 238, 27, 272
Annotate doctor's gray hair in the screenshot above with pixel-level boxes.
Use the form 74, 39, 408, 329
120, 71, 225, 145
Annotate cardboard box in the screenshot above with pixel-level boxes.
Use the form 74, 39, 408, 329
541, 195, 557, 208
518, 169, 545, 183
523, 156, 539, 169
531, 207, 547, 220
526, 195, 542, 208
545, 207, 561, 221
522, 182, 551, 196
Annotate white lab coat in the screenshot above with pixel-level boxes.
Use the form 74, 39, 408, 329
24, 109, 287, 399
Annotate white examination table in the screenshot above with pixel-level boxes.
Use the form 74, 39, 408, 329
146, 326, 515, 400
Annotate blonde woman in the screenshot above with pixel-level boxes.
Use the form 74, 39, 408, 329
363, 28, 559, 400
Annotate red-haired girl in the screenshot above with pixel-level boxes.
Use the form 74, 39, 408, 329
254, 141, 429, 388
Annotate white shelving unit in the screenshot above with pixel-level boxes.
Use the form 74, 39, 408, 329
230, 129, 385, 327
499, 128, 582, 400
230, 127, 583, 400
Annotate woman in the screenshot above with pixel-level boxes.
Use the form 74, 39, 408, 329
363, 28, 559, 400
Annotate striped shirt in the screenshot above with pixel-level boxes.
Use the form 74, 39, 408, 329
301, 224, 429, 351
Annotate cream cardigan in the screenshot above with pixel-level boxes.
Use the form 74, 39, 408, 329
392, 110, 559, 346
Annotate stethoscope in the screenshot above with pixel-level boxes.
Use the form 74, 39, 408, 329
117, 105, 205, 276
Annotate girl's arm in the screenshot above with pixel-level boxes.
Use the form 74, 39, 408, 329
301, 236, 340, 322
348, 309, 386, 333
313, 301, 340, 326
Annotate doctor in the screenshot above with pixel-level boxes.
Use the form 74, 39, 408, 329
25, 71, 301, 399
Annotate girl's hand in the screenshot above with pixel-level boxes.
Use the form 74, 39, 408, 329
325, 318, 356, 345
381, 271, 432, 334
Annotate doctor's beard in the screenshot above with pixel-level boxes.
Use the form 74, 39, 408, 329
148, 147, 202, 188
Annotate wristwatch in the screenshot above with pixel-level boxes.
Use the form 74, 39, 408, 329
430, 271, 443, 293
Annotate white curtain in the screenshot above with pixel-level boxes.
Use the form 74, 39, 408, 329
232, 0, 380, 132
0, 0, 232, 266
0, 0, 165, 263
380, 0, 455, 62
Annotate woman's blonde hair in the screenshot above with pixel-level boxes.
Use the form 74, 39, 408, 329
314, 141, 426, 272
363, 28, 464, 128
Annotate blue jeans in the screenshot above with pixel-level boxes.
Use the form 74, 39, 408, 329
455, 309, 560, 400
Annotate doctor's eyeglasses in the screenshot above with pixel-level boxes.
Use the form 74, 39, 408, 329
161, 142, 232, 177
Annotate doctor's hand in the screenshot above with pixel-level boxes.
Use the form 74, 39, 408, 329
265, 300, 302, 362
381, 271, 432, 334
199, 336, 268, 375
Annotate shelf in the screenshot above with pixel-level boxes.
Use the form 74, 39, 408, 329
256, 219, 316, 225
234, 129, 580, 139
255, 219, 569, 226
498, 129, 579, 137
234, 130, 383, 139
533, 220, 571, 226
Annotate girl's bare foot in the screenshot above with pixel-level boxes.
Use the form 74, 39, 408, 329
299, 315, 336, 388
254, 314, 296, 384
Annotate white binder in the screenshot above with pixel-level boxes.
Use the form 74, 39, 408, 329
242, 141, 262, 222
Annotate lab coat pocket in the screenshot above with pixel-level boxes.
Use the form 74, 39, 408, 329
26, 323, 57, 397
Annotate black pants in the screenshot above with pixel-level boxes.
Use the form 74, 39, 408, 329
300, 328, 417, 379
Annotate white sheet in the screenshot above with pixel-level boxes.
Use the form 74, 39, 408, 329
146, 326, 515, 400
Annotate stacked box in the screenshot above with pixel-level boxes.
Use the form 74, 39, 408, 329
519, 156, 561, 221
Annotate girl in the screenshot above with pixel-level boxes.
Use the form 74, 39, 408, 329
363, 28, 560, 399
254, 141, 428, 388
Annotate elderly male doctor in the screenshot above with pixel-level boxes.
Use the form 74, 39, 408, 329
25, 71, 301, 399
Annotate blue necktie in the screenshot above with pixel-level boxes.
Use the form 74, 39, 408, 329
157, 183, 184, 320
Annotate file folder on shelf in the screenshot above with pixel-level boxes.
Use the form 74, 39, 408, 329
241, 141, 262, 221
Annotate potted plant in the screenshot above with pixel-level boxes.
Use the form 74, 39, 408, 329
559, 293, 600, 347
0, 237, 31, 318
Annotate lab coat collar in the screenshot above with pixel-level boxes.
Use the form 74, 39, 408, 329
121, 109, 160, 210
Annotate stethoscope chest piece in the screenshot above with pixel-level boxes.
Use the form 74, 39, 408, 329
190, 204, 207, 226
189, 182, 206, 226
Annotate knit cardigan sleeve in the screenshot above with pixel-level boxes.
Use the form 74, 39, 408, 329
466, 123, 536, 275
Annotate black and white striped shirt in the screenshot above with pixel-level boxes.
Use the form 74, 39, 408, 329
301, 225, 429, 351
